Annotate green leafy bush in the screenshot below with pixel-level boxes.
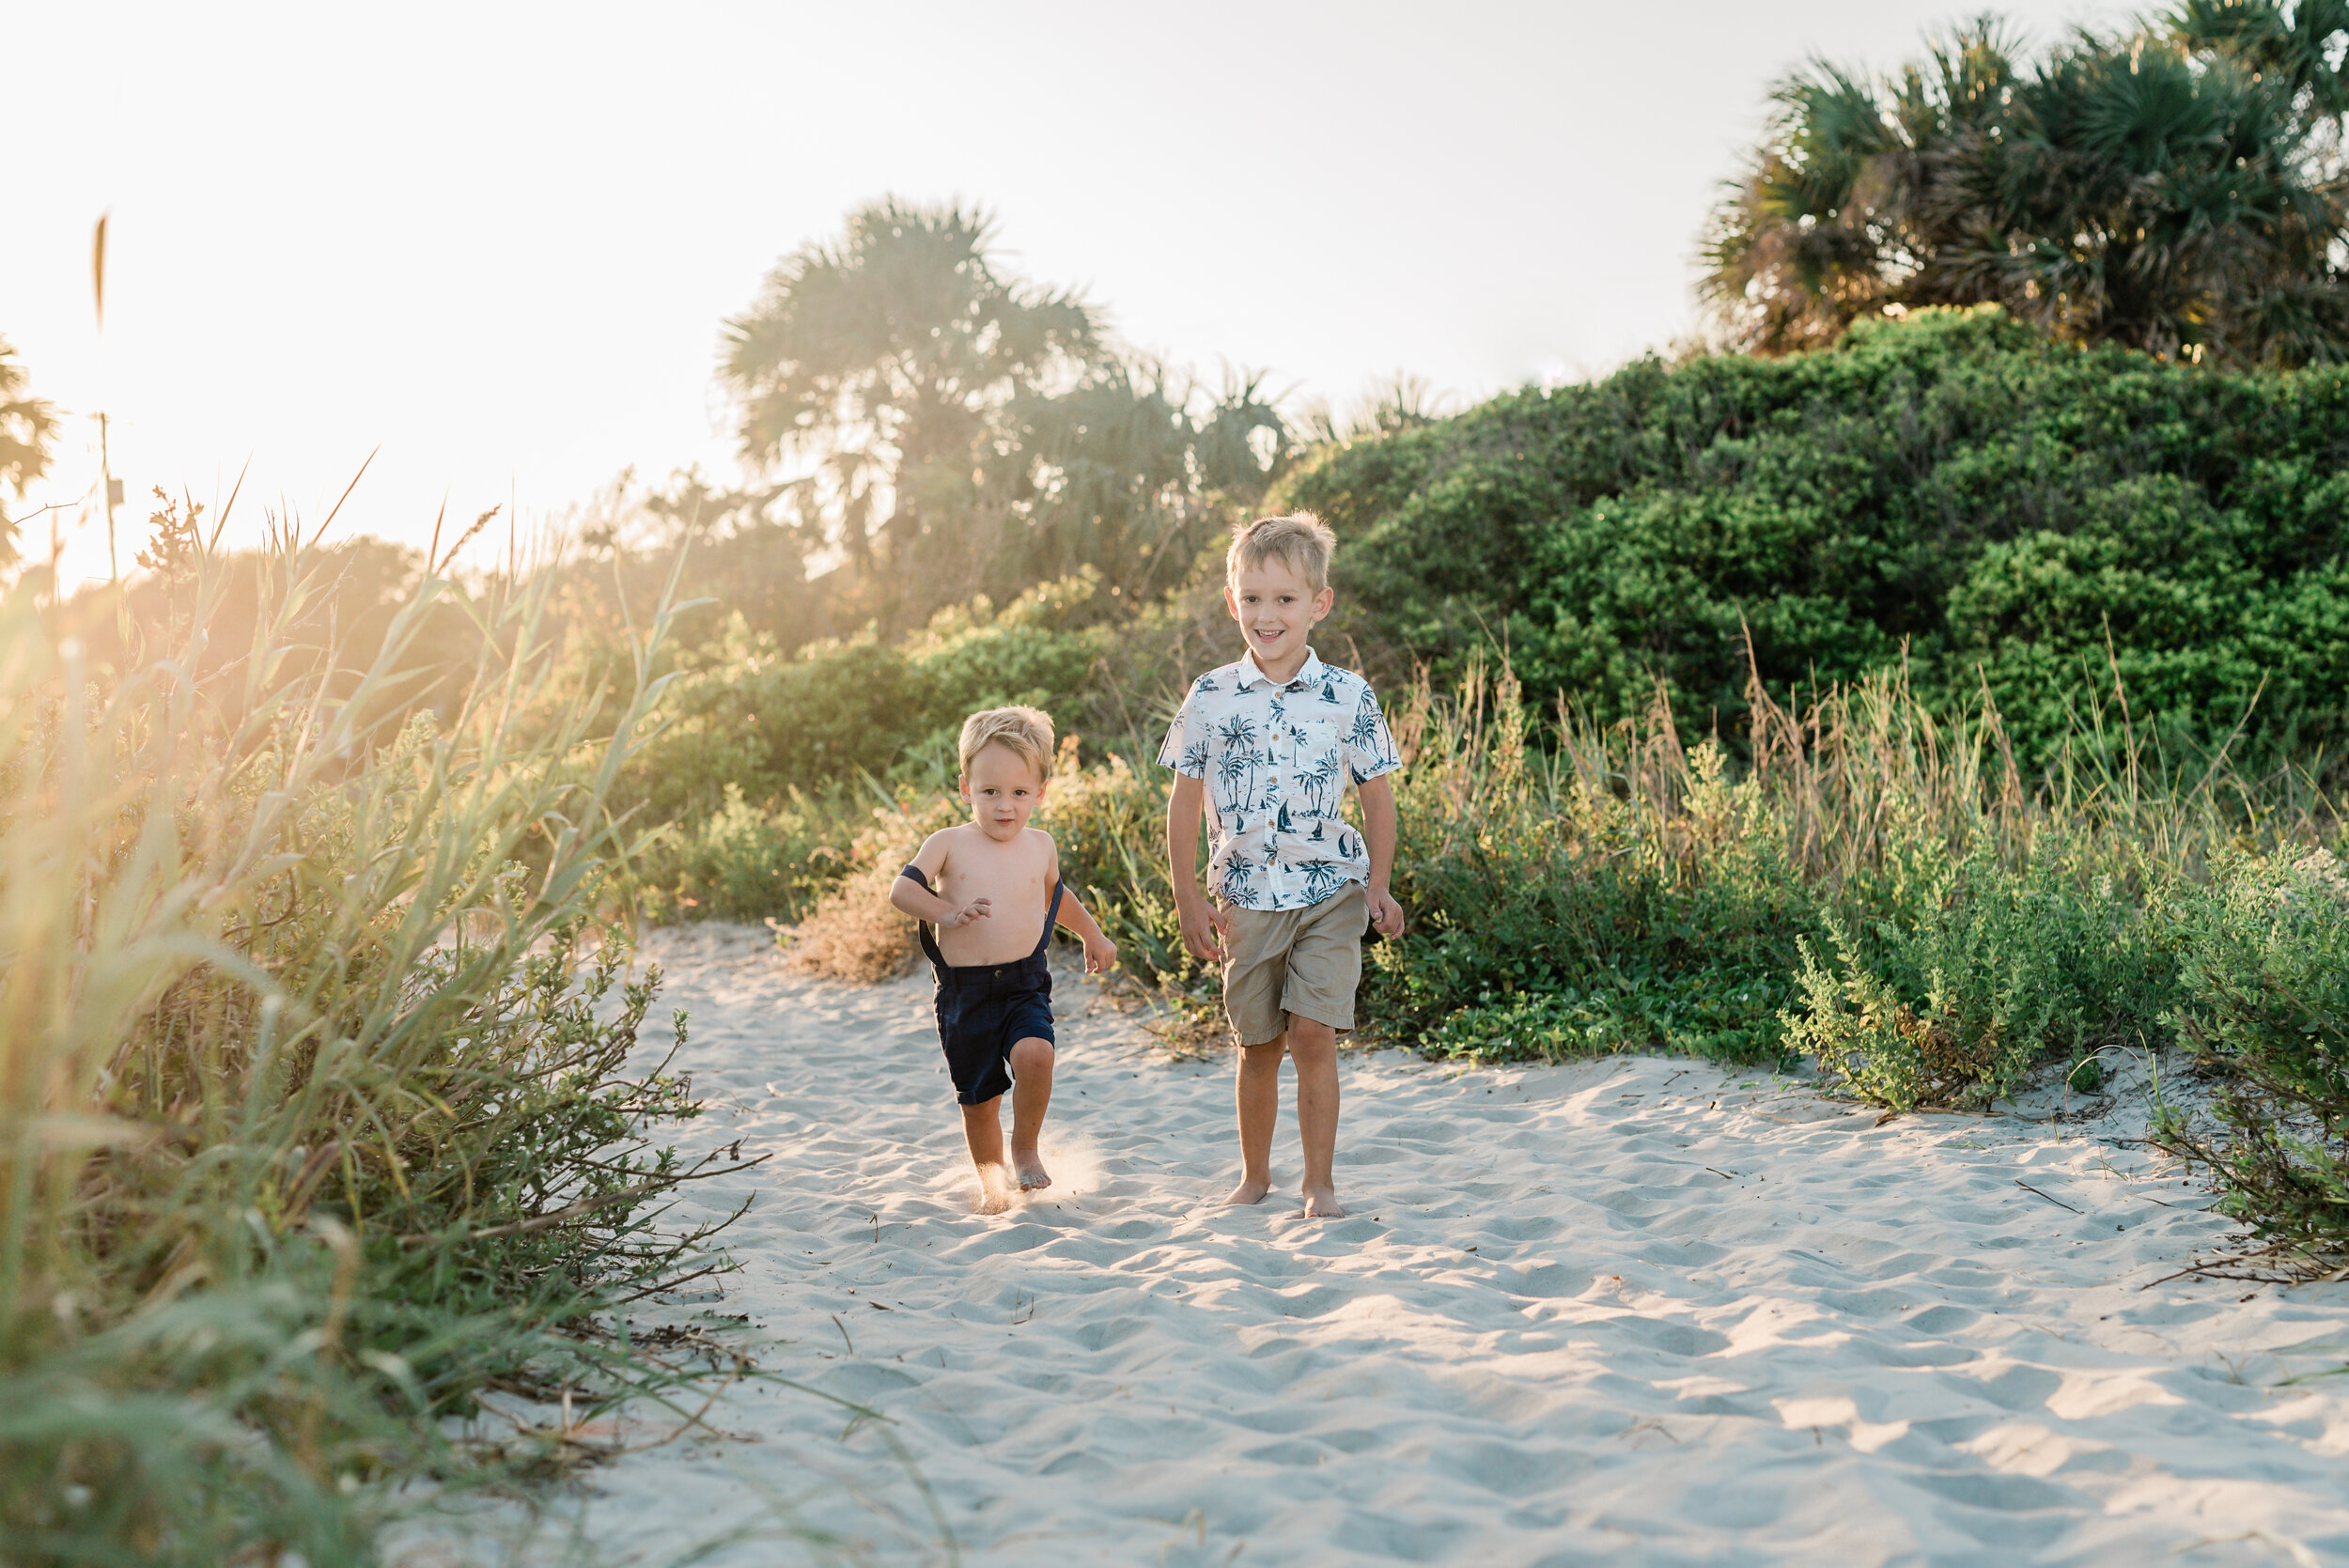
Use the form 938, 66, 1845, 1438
1283, 307, 2349, 769
620, 568, 1234, 922
1783, 849, 2170, 1110
630, 576, 1115, 821
2155, 849, 2349, 1271
637, 781, 860, 923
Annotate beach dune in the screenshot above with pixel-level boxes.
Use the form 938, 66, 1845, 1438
557, 924, 2349, 1566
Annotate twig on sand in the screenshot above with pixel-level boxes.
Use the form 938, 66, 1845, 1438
2139, 1237, 2313, 1290
2015, 1179, 2080, 1214
830, 1312, 856, 1357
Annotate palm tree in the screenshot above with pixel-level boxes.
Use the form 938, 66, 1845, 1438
722, 201, 1295, 620
1703, 3, 2349, 365
1007, 362, 1288, 603
1215, 748, 1253, 815
722, 199, 1099, 582
1301, 751, 1343, 816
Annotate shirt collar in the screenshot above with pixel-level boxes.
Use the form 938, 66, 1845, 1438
1237, 646, 1325, 691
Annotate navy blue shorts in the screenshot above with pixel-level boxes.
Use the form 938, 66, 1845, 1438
899, 862, 1064, 1105
935, 964, 1055, 1105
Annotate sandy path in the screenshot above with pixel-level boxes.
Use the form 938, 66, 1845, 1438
567, 924, 2349, 1566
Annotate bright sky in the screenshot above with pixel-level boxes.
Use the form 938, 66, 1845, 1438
8, 0, 2123, 587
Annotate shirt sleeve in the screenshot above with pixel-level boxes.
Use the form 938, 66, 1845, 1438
1344, 682, 1401, 784
1159, 688, 1211, 778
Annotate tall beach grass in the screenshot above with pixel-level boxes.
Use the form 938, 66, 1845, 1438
1, 518, 762, 1564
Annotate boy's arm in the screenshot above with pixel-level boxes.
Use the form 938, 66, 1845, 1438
888, 832, 990, 928
1166, 772, 1222, 961
1047, 853, 1120, 974
1355, 774, 1406, 938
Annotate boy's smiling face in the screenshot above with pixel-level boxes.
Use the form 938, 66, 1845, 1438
1226, 555, 1333, 680
959, 741, 1048, 842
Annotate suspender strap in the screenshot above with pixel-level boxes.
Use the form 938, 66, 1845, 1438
1032, 880, 1065, 960
899, 863, 947, 970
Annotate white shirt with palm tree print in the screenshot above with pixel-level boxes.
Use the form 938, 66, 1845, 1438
1159, 647, 1401, 912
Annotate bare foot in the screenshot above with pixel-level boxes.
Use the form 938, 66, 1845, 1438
1222, 1175, 1271, 1205
1012, 1150, 1051, 1190
1301, 1184, 1346, 1219
973, 1162, 1014, 1214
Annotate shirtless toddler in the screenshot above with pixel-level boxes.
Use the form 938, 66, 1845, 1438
890, 706, 1117, 1213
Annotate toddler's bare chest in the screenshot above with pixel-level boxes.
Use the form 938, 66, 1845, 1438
936, 855, 1053, 965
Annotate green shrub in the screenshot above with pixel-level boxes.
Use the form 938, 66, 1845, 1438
1283, 307, 2349, 769
627, 574, 1128, 816
618, 567, 1236, 924
1783, 847, 2169, 1110
637, 781, 859, 923
1381, 727, 1813, 1064
2155, 849, 2349, 1271
1031, 746, 1190, 982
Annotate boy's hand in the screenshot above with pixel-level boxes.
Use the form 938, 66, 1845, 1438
1082, 931, 1118, 974
1367, 886, 1406, 939
945, 897, 992, 928
1177, 897, 1225, 964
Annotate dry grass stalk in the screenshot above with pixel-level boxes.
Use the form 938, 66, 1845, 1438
786, 858, 921, 983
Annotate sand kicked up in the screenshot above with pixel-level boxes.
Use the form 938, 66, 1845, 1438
533, 924, 2349, 1566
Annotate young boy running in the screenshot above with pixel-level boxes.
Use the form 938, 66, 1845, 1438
891, 706, 1117, 1214
1160, 513, 1406, 1218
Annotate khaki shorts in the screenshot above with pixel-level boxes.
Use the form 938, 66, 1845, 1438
1221, 883, 1367, 1047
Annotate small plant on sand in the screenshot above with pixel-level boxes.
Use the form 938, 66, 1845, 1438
2155, 849, 2349, 1274
1783, 847, 2170, 1111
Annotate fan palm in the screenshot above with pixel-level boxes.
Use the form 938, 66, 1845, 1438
723, 200, 1293, 622
1007, 363, 1288, 602
722, 199, 1099, 578
1703, 2, 2349, 365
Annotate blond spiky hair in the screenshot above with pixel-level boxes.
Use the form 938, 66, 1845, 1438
957, 705, 1056, 781
1227, 511, 1337, 592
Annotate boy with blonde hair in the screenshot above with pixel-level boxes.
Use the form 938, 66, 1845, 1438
1160, 512, 1405, 1218
892, 706, 1118, 1213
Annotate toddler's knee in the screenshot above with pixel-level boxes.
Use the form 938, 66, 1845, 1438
1009, 1036, 1055, 1075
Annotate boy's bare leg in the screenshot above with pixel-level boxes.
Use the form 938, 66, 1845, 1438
959, 1099, 1013, 1214
1287, 1017, 1345, 1217
1006, 1037, 1054, 1189
1223, 1036, 1283, 1204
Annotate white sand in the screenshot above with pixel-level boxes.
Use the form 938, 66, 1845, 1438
559, 924, 2349, 1566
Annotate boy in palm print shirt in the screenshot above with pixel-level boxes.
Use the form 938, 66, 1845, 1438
1160, 512, 1405, 1219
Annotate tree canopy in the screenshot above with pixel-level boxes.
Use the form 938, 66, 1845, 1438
720, 199, 1289, 629
1703, 1, 2349, 365
0, 337, 57, 561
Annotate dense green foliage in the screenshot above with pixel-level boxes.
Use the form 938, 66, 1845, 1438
1288, 307, 2349, 768
1704, 1, 2349, 365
